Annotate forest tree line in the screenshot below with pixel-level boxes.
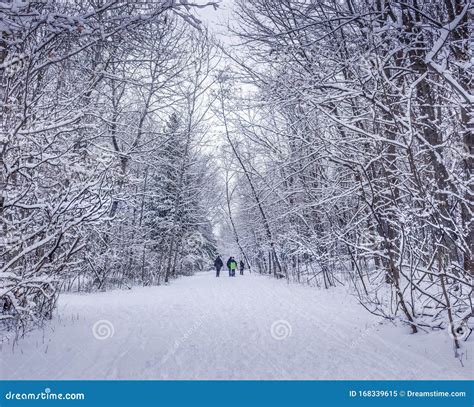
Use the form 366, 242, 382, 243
218, 0, 472, 348
0, 0, 219, 336
0, 0, 472, 352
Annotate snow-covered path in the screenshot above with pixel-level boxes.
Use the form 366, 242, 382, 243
1, 272, 471, 380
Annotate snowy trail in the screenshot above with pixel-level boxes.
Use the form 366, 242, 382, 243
1, 272, 471, 380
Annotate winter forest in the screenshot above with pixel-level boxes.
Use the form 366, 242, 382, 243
0, 0, 473, 380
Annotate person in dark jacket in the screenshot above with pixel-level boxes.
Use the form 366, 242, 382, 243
239, 260, 245, 275
214, 255, 223, 277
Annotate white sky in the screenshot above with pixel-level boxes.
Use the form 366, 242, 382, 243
194, 0, 236, 45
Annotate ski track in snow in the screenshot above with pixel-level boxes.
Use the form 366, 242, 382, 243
1, 272, 472, 380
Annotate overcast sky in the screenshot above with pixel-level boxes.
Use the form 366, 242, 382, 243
194, 0, 236, 45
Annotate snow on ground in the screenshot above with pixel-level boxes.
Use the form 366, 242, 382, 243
1, 272, 472, 380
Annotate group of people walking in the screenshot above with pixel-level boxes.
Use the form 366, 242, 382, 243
213, 255, 245, 277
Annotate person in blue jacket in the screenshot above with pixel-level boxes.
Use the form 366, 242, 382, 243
214, 255, 223, 277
